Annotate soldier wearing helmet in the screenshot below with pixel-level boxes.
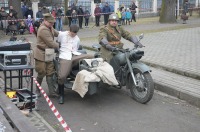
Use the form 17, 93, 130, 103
98, 13, 143, 62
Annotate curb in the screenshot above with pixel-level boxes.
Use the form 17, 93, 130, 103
32, 111, 56, 132
154, 81, 200, 108
142, 60, 200, 80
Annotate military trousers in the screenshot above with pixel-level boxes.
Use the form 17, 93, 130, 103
58, 54, 93, 85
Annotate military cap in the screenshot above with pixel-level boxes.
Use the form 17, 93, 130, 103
43, 13, 55, 23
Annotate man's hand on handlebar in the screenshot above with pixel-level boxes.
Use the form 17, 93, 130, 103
106, 45, 118, 52
130, 36, 144, 48
135, 42, 144, 48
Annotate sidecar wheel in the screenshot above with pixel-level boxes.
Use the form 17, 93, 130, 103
127, 69, 154, 104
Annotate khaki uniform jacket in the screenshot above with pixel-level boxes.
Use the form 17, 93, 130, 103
98, 24, 132, 61
34, 23, 59, 61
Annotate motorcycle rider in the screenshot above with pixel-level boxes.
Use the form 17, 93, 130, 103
98, 13, 143, 62
57, 24, 93, 104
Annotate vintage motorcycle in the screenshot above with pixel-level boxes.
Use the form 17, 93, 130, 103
53, 34, 154, 104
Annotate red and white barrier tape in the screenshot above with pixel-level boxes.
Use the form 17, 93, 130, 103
32, 77, 72, 132
3, 7, 200, 22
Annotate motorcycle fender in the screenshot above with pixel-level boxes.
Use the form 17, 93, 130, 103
130, 62, 151, 73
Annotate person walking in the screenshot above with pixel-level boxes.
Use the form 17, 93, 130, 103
94, 4, 101, 27
77, 5, 84, 29
33, 13, 59, 97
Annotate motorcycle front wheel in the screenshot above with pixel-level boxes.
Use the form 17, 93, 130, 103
127, 69, 154, 104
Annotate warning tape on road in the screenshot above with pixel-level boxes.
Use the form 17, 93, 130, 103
32, 77, 72, 132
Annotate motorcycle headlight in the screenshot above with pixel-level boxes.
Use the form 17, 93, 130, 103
91, 60, 99, 67
129, 50, 144, 61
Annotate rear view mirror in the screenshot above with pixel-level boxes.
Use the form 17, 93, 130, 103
139, 33, 144, 40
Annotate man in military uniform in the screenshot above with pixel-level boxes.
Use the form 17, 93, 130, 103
34, 13, 59, 97
98, 13, 143, 62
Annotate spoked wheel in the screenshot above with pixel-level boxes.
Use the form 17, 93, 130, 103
127, 69, 154, 104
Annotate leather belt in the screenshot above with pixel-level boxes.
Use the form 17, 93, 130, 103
109, 41, 120, 45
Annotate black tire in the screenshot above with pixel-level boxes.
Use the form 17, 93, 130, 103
127, 69, 154, 104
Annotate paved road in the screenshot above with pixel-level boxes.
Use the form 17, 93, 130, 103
35, 86, 200, 132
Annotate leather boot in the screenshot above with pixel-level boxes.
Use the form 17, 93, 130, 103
58, 84, 64, 104
46, 76, 59, 97
35, 77, 43, 97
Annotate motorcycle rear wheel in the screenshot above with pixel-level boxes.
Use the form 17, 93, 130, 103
127, 69, 154, 104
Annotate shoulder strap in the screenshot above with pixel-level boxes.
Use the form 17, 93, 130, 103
105, 27, 120, 41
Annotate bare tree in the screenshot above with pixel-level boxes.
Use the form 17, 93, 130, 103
159, 0, 177, 23
64, 0, 69, 25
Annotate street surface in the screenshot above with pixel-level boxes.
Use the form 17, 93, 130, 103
36, 86, 200, 132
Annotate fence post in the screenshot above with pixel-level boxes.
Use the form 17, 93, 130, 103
153, 0, 157, 13
91, 0, 95, 21
31, 0, 39, 20
115, 0, 119, 13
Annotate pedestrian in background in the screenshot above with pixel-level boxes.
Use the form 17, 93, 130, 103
84, 8, 90, 28
126, 8, 132, 25
66, 6, 72, 27
181, 0, 189, 24
121, 9, 126, 25
36, 7, 43, 19
130, 1, 137, 22
116, 8, 121, 25
9, 6, 17, 19
94, 4, 101, 27
51, 8, 56, 29
21, 3, 27, 18
25, 7, 33, 19
26, 15, 34, 34
56, 6, 63, 31
42, 6, 49, 14
102, 2, 111, 25
71, 9, 78, 24
77, 5, 84, 29
6, 12, 17, 35
0, 7, 8, 31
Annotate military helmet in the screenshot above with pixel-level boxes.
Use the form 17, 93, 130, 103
109, 13, 119, 21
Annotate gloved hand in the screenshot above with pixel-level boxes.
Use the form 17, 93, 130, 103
131, 36, 144, 48
100, 37, 109, 46
106, 44, 118, 51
